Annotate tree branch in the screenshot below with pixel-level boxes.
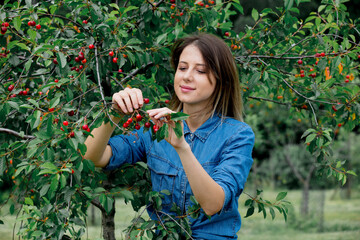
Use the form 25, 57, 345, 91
0, 128, 35, 140
248, 96, 290, 106
283, 145, 305, 184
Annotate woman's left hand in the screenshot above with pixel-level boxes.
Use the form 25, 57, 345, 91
146, 108, 188, 149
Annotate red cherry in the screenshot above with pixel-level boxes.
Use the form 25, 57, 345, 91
49, 108, 55, 112
63, 121, 69, 126
320, 52, 325, 57
358, 55, 360, 59
1, 27, 7, 33
60, 127, 64, 131
35, 24, 41, 30
109, 51, 114, 57
118, 69, 123, 73
332, 105, 338, 112
86, 128, 90, 132
300, 73, 305, 78
153, 125, 159, 132
127, 118, 133, 124
71, 169, 75, 174
54, 79, 59, 83
165, 100, 170, 104
75, 56, 80, 62
145, 122, 151, 128
112, 57, 118, 63
79, 65, 83, 70
82, 20, 88, 24
136, 114, 142, 122
315, 53, 321, 57
8, 84, 14, 91
224, 32, 230, 37
68, 110, 75, 116
82, 59, 87, 64
135, 124, 141, 130
22, 90, 27, 95
31, 21, 36, 26
123, 123, 129, 128
70, 132, 75, 138
300, 70, 304, 74
346, 75, 350, 79
345, 79, 349, 83
89, 44, 95, 49
144, 98, 149, 104
10, 94, 16, 98
75, 68, 79, 72
3, 22, 9, 27
82, 124, 89, 130
27, 21, 32, 26
53, 59, 58, 64
338, 123, 342, 127
297, 59, 303, 65
170, 0, 175, 3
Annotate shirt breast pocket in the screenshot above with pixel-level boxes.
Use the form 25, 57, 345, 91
147, 154, 179, 207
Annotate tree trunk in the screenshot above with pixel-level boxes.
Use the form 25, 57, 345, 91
301, 181, 309, 215
102, 199, 116, 240
317, 189, 325, 232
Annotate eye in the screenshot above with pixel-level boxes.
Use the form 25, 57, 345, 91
178, 67, 187, 71
197, 70, 206, 74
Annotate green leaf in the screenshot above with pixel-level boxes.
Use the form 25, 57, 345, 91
27, 29, 37, 41
49, 95, 61, 108
156, 33, 167, 45
301, 128, 316, 138
13, 17, 22, 32
276, 192, 287, 201
24, 197, 34, 206
269, 207, 275, 220
346, 170, 357, 176
57, 51, 67, 69
244, 206, 254, 218
233, 3, 244, 14
305, 133, 317, 143
174, 121, 183, 139
170, 112, 189, 121
284, 0, 294, 11
122, 6, 138, 15
251, 8, 259, 21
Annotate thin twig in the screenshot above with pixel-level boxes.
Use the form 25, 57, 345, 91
0, 128, 35, 140
125, 205, 151, 239
158, 211, 194, 240
306, 99, 319, 126
94, 45, 121, 129
248, 96, 290, 106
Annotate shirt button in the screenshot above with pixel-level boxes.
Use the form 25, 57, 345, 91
181, 191, 184, 194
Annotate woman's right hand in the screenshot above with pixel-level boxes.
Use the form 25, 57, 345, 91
112, 87, 144, 114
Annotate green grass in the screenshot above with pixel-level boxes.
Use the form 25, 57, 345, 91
0, 188, 359, 240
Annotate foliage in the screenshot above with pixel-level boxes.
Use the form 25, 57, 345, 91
0, 0, 359, 239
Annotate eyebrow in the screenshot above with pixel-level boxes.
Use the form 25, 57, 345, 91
179, 61, 206, 67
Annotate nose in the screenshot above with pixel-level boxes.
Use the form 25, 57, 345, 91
183, 68, 193, 82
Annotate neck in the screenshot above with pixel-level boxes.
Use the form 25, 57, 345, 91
183, 104, 213, 132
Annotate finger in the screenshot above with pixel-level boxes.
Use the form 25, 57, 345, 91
128, 88, 142, 110
113, 93, 128, 114
116, 91, 133, 113
147, 108, 174, 119
134, 88, 144, 107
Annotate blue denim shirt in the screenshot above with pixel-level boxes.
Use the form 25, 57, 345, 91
106, 114, 254, 239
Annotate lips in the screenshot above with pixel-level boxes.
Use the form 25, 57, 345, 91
180, 85, 195, 93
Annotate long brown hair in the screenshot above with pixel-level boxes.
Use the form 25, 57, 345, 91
170, 33, 244, 121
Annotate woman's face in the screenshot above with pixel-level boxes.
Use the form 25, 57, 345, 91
174, 44, 216, 110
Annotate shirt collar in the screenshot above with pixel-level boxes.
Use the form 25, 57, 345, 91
183, 113, 222, 142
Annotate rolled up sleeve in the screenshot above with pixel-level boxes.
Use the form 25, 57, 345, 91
105, 128, 149, 170
211, 125, 255, 212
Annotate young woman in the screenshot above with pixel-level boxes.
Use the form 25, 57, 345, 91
84, 33, 255, 239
